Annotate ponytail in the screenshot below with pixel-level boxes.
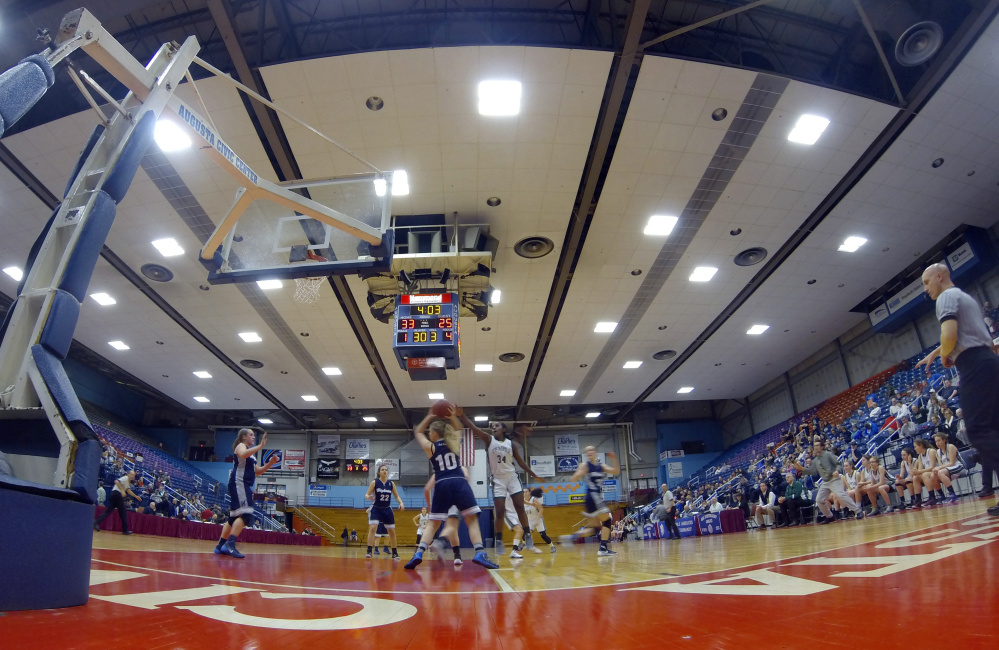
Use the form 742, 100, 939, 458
233, 428, 254, 451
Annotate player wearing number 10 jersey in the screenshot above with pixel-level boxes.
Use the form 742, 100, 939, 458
405, 406, 498, 570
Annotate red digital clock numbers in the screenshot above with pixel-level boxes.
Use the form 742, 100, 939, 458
398, 319, 416, 329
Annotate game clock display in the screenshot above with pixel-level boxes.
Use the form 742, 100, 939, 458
345, 459, 369, 472
392, 293, 461, 372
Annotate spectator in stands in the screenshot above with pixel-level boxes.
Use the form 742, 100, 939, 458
953, 408, 969, 446
938, 379, 957, 401
889, 398, 906, 420
754, 482, 778, 528
732, 491, 750, 520
847, 442, 863, 466
93, 470, 139, 535
933, 433, 964, 503
898, 413, 917, 440
867, 396, 881, 420
910, 403, 928, 426
777, 472, 808, 527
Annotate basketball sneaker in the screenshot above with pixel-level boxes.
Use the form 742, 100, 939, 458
453, 557, 463, 566
473, 552, 500, 569
223, 541, 244, 558
987, 504, 999, 517
530, 546, 543, 554
597, 547, 617, 556
509, 549, 523, 559
430, 538, 447, 559
551, 544, 558, 554
404, 551, 423, 570
558, 533, 579, 544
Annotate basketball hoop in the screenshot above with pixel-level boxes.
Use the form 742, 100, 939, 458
294, 277, 324, 304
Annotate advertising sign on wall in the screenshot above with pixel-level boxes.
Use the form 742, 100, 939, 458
261, 449, 282, 469
530, 455, 555, 478
554, 434, 580, 456
284, 449, 305, 471
374, 458, 400, 480
346, 439, 370, 459
668, 461, 683, 478
316, 459, 340, 480
316, 435, 340, 456
556, 456, 580, 473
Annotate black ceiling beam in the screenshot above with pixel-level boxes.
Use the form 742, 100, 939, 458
514, 0, 652, 419
206, 0, 407, 423
617, 0, 999, 422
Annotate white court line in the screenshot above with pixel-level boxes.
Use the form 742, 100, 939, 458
89, 510, 985, 597
488, 569, 515, 593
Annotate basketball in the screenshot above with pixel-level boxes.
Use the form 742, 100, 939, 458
431, 399, 455, 418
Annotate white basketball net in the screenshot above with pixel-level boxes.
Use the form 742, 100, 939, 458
294, 277, 324, 304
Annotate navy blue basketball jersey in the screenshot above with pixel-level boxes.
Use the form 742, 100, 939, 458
583, 460, 605, 494
430, 440, 464, 481
230, 453, 257, 488
374, 478, 393, 506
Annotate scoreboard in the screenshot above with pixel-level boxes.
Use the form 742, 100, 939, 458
392, 293, 460, 375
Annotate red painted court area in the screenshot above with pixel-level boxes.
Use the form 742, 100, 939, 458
4, 512, 998, 649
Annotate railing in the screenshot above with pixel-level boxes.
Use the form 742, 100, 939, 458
291, 505, 339, 543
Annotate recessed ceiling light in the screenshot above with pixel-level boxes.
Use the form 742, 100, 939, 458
258, 418, 273, 424
89, 292, 116, 306
677, 386, 695, 394
154, 119, 192, 152
787, 114, 830, 145
3, 266, 24, 281
322, 367, 342, 376
193, 396, 210, 403
478, 80, 522, 116
623, 361, 643, 369
239, 332, 262, 343
256, 279, 283, 290
838, 236, 868, 253
689, 267, 718, 282
474, 415, 489, 422
363, 416, 377, 422
429, 393, 445, 400
644, 215, 678, 236
193, 371, 212, 379
374, 169, 410, 197
490, 289, 502, 304
747, 324, 770, 335
108, 340, 129, 350
560, 389, 576, 397
151, 238, 184, 257
585, 412, 601, 418
594, 322, 617, 333
475, 364, 493, 372
302, 395, 319, 402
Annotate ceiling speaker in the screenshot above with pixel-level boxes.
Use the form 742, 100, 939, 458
240, 359, 264, 369
499, 352, 525, 363
895, 21, 943, 66
140, 263, 174, 282
734, 247, 768, 267
514, 236, 554, 259
652, 350, 677, 360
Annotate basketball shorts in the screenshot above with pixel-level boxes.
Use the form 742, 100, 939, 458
430, 477, 481, 521
493, 474, 523, 499
369, 506, 395, 528
583, 492, 609, 518
504, 508, 520, 530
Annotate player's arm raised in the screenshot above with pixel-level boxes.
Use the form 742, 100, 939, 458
414, 411, 435, 458
603, 451, 620, 476
457, 409, 492, 445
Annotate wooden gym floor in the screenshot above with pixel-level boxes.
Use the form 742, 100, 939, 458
3, 500, 997, 649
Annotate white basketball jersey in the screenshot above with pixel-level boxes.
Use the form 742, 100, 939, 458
488, 436, 517, 480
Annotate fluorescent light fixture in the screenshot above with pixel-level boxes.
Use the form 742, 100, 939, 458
560, 389, 576, 397
3, 266, 23, 281
193, 396, 210, 403
363, 416, 377, 422
302, 395, 319, 402
623, 361, 643, 369
677, 386, 695, 394
490, 289, 502, 304
374, 170, 410, 197
322, 367, 342, 376
689, 266, 718, 282
585, 412, 601, 418
151, 238, 184, 257
258, 418, 273, 424
788, 114, 830, 145
747, 324, 770, 335
594, 322, 617, 333
239, 332, 262, 343
838, 236, 868, 253
89, 292, 116, 306
474, 415, 489, 422
108, 340, 129, 351
193, 371, 212, 379
478, 80, 522, 116
475, 364, 493, 372
256, 279, 283, 290
154, 119, 192, 152
428, 393, 445, 400
644, 215, 678, 236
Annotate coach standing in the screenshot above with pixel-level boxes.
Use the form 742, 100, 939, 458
917, 263, 999, 517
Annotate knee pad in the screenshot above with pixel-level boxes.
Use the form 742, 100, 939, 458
602, 518, 612, 530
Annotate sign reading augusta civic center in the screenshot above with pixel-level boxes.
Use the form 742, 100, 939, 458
346, 439, 370, 459
555, 434, 579, 456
